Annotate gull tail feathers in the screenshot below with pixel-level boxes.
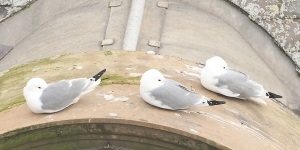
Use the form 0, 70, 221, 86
199, 97, 226, 106
267, 91, 282, 98
81, 81, 100, 95
81, 69, 106, 95
207, 99, 226, 106
92, 69, 106, 81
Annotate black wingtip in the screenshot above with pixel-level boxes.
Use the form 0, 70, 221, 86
208, 99, 226, 106
93, 69, 106, 81
268, 92, 282, 98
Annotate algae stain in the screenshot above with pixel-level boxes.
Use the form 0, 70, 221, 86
0, 70, 9, 77
95, 124, 112, 134
0, 96, 25, 112
104, 51, 113, 56
31, 66, 40, 72
0, 55, 69, 112
1, 90, 8, 95
0, 54, 67, 84
277, 3, 282, 10
100, 74, 141, 86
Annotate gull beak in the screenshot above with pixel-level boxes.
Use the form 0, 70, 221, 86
208, 99, 226, 106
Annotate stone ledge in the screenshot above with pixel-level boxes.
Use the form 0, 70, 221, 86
0, 51, 299, 150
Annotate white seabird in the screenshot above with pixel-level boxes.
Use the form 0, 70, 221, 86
23, 69, 106, 113
201, 56, 282, 105
140, 69, 225, 110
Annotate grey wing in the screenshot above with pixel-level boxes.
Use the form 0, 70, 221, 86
216, 68, 260, 98
40, 78, 88, 111
216, 68, 248, 86
150, 79, 203, 110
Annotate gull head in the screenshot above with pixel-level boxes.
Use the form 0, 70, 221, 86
24, 77, 48, 93
23, 77, 48, 114
140, 69, 165, 91
206, 56, 228, 70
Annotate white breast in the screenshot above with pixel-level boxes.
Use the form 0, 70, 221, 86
23, 90, 44, 113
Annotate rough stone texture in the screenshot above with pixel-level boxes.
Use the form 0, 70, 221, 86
0, 6, 8, 18
229, 0, 300, 72
0, 0, 12, 6
0, 51, 299, 150
282, 0, 300, 17
0, 0, 35, 22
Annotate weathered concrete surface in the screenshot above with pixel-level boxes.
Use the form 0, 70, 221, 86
0, 0, 110, 69
103, 0, 132, 50
0, 45, 12, 60
0, 0, 299, 115
0, 1, 299, 148
0, 51, 300, 150
137, 0, 166, 53
138, 0, 300, 114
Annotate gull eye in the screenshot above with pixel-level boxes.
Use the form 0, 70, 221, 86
38, 87, 41, 89
158, 79, 161, 82
223, 67, 225, 69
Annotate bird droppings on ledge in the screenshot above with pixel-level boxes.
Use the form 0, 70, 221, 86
185, 64, 203, 73
102, 94, 114, 100
1, 90, 8, 95
50, 55, 60, 60
226, 108, 239, 115
54, 66, 61, 70
190, 128, 198, 133
109, 113, 118, 117
109, 96, 129, 102
146, 51, 156, 55
182, 71, 201, 79
31, 66, 40, 72
0, 69, 9, 77
129, 73, 141, 77
139, 118, 148, 122
175, 113, 181, 116
42, 115, 54, 121
97, 92, 129, 102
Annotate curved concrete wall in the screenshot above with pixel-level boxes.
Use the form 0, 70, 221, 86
0, 0, 299, 114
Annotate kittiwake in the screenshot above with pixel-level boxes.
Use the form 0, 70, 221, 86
201, 56, 282, 105
23, 69, 106, 113
140, 69, 226, 110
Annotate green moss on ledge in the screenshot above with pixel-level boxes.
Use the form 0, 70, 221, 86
100, 74, 141, 86
0, 52, 143, 112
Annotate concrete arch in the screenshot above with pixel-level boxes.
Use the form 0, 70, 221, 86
0, 0, 299, 113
